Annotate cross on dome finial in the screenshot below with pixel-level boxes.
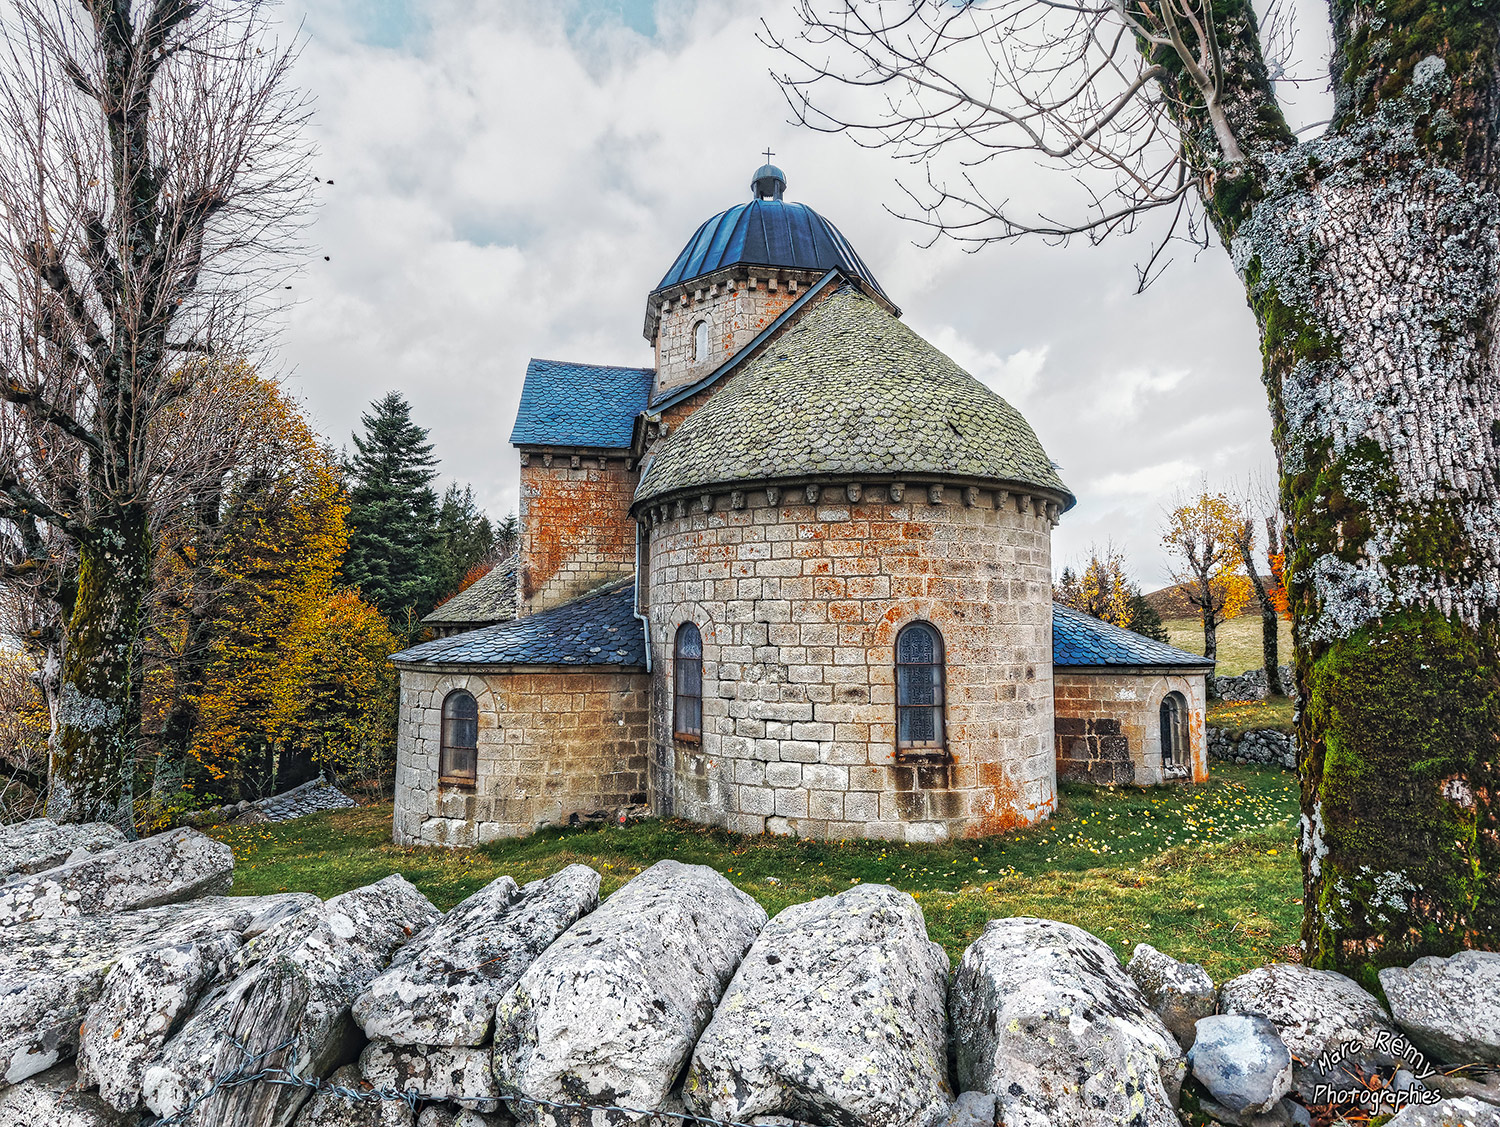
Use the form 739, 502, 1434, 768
751, 157, 786, 202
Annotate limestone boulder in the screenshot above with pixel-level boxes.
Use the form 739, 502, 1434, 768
684, 883, 951, 1127
1385, 1097, 1500, 1127
1379, 951, 1500, 1065
1188, 1014, 1294, 1116
142, 874, 439, 1127
355, 865, 599, 1046
290, 1064, 416, 1127
359, 1042, 504, 1112
0, 819, 125, 879
949, 916, 1185, 1127
1219, 962, 1419, 1096
0, 1063, 129, 1126
1127, 943, 1216, 1049
493, 859, 767, 1126
417, 1108, 512, 1127
0, 827, 233, 925
0, 894, 311, 1087
76, 930, 242, 1111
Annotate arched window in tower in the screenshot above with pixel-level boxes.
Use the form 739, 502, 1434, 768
692, 318, 709, 362
440, 689, 479, 784
896, 622, 946, 754
674, 622, 703, 741
1160, 691, 1188, 765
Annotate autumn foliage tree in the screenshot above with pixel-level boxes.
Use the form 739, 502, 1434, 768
1230, 498, 1291, 696
1054, 545, 1167, 642
1162, 491, 1253, 693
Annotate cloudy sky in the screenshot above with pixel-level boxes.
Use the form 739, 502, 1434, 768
272, 0, 1332, 589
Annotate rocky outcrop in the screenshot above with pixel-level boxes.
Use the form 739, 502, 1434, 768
684, 883, 951, 1127
415, 1108, 510, 1127
1379, 951, 1500, 1065
0, 819, 125, 879
354, 865, 599, 1046
141, 875, 440, 1127
0, 1063, 129, 1126
1385, 1097, 1500, 1126
0, 827, 233, 925
1188, 1014, 1294, 1119
494, 859, 766, 1125
358, 1043, 503, 1112
950, 916, 1184, 1127
289, 1064, 416, 1127
1127, 943, 1216, 1049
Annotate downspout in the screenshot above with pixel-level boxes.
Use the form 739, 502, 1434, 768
634, 518, 651, 673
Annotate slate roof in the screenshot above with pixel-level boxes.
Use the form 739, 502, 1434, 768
1052, 603, 1214, 669
422, 556, 517, 625
635, 286, 1074, 506
656, 199, 889, 303
509, 359, 654, 449
393, 581, 645, 668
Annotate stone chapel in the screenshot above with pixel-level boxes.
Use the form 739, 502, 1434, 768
391, 164, 1212, 847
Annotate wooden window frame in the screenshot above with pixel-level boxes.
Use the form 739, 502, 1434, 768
439, 689, 479, 787
674, 622, 703, 744
895, 621, 950, 764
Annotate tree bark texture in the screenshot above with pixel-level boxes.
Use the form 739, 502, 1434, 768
1178, 0, 1500, 980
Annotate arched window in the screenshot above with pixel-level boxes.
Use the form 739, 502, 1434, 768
1159, 692, 1187, 765
692, 319, 709, 361
674, 623, 703, 741
896, 622, 946, 753
440, 690, 479, 784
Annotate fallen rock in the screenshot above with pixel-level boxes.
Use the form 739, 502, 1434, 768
494, 859, 766, 1125
0, 819, 125, 879
289, 1063, 416, 1127
1189, 1014, 1294, 1116
1128, 943, 1216, 1050
1379, 951, 1500, 1065
1219, 962, 1419, 1096
0, 827, 233, 925
142, 874, 440, 1127
355, 865, 599, 1046
1385, 1097, 1500, 1126
0, 894, 313, 1087
684, 883, 951, 1127
0, 1062, 129, 1126
76, 930, 242, 1111
359, 1042, 504, 1112
949, 916, 1184, 1127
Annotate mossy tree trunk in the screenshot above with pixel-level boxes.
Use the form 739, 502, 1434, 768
1169, 0, 1500, 979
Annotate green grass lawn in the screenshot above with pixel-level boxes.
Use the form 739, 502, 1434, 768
208, 765, 1302, 981
1206, 696, 1297, 735
1164, 614, 1293, 676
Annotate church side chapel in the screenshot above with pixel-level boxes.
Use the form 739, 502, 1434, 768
391, 164, 1212, 847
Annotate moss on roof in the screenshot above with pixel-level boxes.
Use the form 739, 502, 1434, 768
634, 286, 1073, 506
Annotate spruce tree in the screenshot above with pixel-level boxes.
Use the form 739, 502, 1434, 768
343, 393, 442, 621
434, 484, 498, 601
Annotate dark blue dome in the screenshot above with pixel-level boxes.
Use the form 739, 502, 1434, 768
654, 198, 889, 302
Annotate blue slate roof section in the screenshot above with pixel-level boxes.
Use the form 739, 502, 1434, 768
394, 581, 645, 668
656, 199, 889, 302
509, 359, 654, 449
1052, 603, 1215, 669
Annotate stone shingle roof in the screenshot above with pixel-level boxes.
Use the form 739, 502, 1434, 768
1052, 603, 1214, 669
634, 287, 1073, 506
509, 359, 654, 450
393, 581, 645, 669
422, 557, 517, 626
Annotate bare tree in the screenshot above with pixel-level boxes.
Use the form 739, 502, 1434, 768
771, 0, 1500, 975
1230, 482, 1288, 696
0, 0, 311, 825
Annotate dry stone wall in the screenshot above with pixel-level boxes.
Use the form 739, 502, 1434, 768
2, 816, 1498, 1127
641, 479, 1058, 842
394, 669, 648, 847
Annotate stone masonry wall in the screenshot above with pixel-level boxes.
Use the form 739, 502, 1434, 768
650, 268, 819, 398
1053, 671, 1209, 786
516, 453, 639, 615
640, 479, 1060, 843
394, 667, 649, 847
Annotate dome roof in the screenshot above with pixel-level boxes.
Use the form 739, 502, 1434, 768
635, 286, 1073, 507
654, 180, 889, 302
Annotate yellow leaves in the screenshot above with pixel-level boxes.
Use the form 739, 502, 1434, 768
1162, 490, 1253, 625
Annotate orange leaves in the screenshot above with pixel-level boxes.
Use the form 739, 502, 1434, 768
1161, 490, 1252, 625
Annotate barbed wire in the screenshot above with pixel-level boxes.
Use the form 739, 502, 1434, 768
143, 1035, 769, 1127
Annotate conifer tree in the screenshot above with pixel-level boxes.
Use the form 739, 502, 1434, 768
434, 484, 498, 603
343, 393, 442, 621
